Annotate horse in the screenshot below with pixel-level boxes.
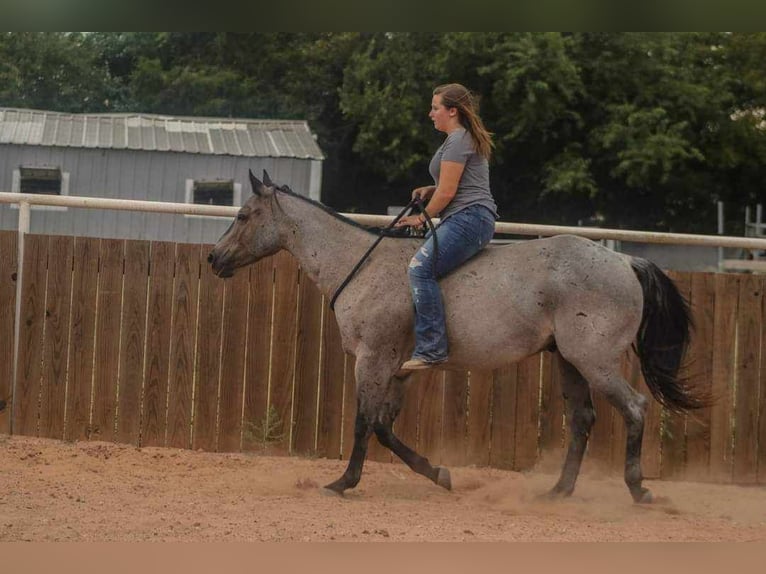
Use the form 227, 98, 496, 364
208, 170, 709, 503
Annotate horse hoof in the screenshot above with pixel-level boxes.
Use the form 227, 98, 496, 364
435, 466, 452, 491
321, 480, 346, 497
540, 488, 570, 501
320, 486, 344, 498
633, 488, 653, 504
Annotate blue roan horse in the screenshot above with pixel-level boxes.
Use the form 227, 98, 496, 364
208, 171, 709, 503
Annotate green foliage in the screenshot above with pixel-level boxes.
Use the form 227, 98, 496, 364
340, 33, 447, 179
0, 32, 113, 112
1, 32, 765, 233
244, 404, 286, 450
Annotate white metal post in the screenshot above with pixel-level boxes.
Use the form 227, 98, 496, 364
11, 201, 30, 433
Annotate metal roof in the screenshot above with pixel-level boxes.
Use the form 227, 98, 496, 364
0, 107, 324, 160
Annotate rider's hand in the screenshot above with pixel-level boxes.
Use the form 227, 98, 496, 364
411, 186, 435, 201
394, 214, 425, 229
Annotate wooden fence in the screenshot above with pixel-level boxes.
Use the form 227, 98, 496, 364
1, 231, 765, 484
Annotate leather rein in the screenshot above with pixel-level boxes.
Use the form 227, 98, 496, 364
329, 198, 438, 311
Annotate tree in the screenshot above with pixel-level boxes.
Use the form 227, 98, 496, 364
2, 32, 764, 232
0, 32, 114, 112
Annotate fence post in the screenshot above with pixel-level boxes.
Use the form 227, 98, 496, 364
717, 201, 724, 270
11, 201, 30, 434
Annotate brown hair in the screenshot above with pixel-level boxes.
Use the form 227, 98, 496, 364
433, 83, 494, 160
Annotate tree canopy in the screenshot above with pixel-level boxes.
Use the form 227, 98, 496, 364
2, 32, 764, 233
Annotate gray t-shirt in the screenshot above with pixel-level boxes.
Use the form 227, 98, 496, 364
428, 128, 498, 220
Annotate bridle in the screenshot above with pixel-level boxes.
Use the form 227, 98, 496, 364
329, 198, 438, 311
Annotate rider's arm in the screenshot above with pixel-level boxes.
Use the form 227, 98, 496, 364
418, 161, 464, 223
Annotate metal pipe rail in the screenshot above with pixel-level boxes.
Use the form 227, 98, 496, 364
2, 191, 766, 249
342, 215, 766, 250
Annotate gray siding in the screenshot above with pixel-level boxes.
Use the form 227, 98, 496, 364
0, 144, 314, 243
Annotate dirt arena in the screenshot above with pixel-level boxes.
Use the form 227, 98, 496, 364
2, 434, 765, 542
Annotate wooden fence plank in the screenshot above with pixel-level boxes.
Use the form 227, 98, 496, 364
661, 271, 691, 480
538, 351, 565, 455
393, 366, 420, 460
367, 431, 392, 463
316, 305, 345, 459
732, 274, 762, 483
685, 272, 715, 480
416, 370, 444, 465
217, 268, 250, 453
141, 241, 174, 447
514, 354, 542, 471
489, 364, 518, 470
91, 239, 124, 442
632, 351, 662, 479
710, 273, 739, 482
116, 240, 149, 446
166, 243, 200, 449
758, 275, 766, 485
291, 272, 323, 455
0, 232, 17, 434
588, 381, 614, 468
441, 370, 468, 467
365, 357, 392, 464
341, 354, 357, 460
13, 234, 48, 436
242, 257, 274, 451
39, 236, 74, 440
268, 251, 299, 454
608, 353, 630, 474
193, 245, 224, 452
64, 237, 99, 441
466, 370, 492, 466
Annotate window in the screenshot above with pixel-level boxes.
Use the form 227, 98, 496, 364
11, 166, 69, 211
20, 167, 62, 195
193, 180, 234, 206
185, 178, 241, 218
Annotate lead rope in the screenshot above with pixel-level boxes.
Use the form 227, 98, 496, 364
329, 198, 438, 311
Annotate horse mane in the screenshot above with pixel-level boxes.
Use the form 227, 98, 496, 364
275, 184, 398, 237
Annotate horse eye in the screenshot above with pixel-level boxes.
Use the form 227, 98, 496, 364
237, 213, 247, 221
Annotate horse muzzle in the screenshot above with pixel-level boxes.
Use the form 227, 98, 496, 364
207, 250, 236, 278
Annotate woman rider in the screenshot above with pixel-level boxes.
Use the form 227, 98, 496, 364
396, 83, 498, 370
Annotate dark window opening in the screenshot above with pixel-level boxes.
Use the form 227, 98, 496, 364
20, 167, 62, 195
193, 180, 234, 206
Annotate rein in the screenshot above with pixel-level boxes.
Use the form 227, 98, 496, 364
329, 198, 438, 311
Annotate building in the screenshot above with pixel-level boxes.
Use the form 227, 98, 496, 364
0, 107, 324, 243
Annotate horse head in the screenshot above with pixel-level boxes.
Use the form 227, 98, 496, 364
208, 169, 283, 278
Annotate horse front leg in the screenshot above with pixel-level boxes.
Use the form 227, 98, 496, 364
324, 359, 451, 494
374, 420, 451, 490
323, 406, 374, 495
323, 352, 397, 495
374, 370, 451, 489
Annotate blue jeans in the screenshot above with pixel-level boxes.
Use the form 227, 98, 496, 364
407, 204, 496, 362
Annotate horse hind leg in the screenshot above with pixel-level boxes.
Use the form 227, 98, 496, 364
548, 354, 596, 498
576, 361, 651, 503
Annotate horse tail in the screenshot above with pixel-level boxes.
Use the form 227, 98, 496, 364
630, 257, 711, 412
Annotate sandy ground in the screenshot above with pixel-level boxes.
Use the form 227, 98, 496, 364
2, 434, 766, 542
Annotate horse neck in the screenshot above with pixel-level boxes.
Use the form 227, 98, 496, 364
277, 193, 378, 297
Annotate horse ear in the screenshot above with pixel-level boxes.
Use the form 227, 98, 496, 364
263, 170, 274, 188
248, 169, 263, 195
